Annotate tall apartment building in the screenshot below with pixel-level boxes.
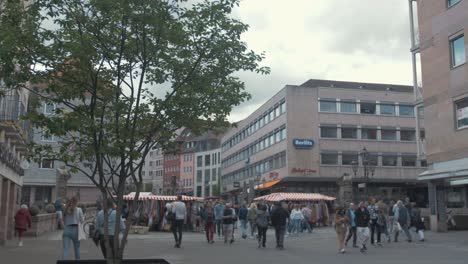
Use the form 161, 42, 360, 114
221, 79, 427, 204
0, 86, 29, 245
195, 147, 221, 197
408, 0, 468, 230
142, 147, 164, 195
22, 101, 99, 205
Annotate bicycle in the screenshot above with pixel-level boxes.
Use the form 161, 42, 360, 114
82, 209, 97, 236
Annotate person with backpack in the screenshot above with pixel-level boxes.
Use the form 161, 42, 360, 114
238, 204, 249, 239
222, 203, 236, 244
256, 201, 269, 248
394, 200, 412, 243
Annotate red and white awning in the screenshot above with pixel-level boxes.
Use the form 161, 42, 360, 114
123, 192, 203, 201
253, 192, 336, 202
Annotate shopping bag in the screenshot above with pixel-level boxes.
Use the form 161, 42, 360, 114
78, 223, 87, 240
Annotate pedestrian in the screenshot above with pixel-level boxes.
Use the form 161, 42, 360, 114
367, 197, 381, 245
247, 203, 257, 239
334, 206, 349, 254
388, 200, 396, 239
355, 201, 370, 254
271, 201, 289, 250
301, 204, 313, 233
289, 204, 303, 235
345, 203, 357, 248
171, 195, 187, 248
96, 199, 126, 258
14, 204, 32, 247
256, 200, 269, 248
55, 198, 64, 229
62, 196, 84, 260
377, 200, 391, 243
412, 204, 425, 242
214, 201, 225, 238
222, 203, 235, 244
238, 204, 248, 239
394, 200, 412, 243
200, 202, 215, 244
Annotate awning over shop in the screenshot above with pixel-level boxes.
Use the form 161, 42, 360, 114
418, 158, 468, 181
123, 192, 203, 201
254, 192, 335, 202
256, 179, 281, 190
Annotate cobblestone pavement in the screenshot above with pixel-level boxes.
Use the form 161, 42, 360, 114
1, 228, 467, 264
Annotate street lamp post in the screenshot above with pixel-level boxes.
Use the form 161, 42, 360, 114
351, 147, 376, 199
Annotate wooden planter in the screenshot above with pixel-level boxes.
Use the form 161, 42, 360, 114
129, 225, 150, 234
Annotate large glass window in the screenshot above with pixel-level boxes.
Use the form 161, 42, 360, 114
320, 100, 337, 112
280, 101, 286, 114
321, 127, 337, 138
340, 101, 357, 113
197, 170, 202, 182
361, 128, 377, 140
380, 104, 396, 115
402, 156, 417, 167
342, 153, 358, 165
44, 103, 56, 114
381, 129, 397, 140
401, 130, 416, 141
399, 105, 414, 116
451, 35, 466, 67
341, 127, 358, 139
448, 0, 461, 7
456, 98, 468, 129
197, 156, 203, 167
321, 153, 338, 165
205, 155, 211, 166
281, 128, 287, 140
382, 155, 398, 166
40, 159, 54, 169
360, 102, 376, 114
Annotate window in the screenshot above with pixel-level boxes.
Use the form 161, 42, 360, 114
360, 102, 376, 114
340, 101, 357, 113
197, 156, 203, 167
342, 153, 358, 165
399, 105, 414, 116
381, 129, 397, 140
401, 130, 416, 141
212, 168, 217, 181
320, 100, 337, 112
361, 128, 377, 140
341, 127, 357, 139
41, 130, 55, 142
402, 156, 417, 167
382, 155, 398, 166
197, 170, 203, 183
456, 98, 468, 129
280, 101, 286, 114
44, 103, 56, 114
321, 127, 337, 138
275, 107, 280, 117
40, 159, 54, 169
380, 104, 396, 115
205, 169, 211, 183
418, 106, 424, 118
321, 153, 338, 165
448, 0, 461, 7
281, 128, 287, 140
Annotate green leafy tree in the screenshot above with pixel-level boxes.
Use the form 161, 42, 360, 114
0, 0, 268, 263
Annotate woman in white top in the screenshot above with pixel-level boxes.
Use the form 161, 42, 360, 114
62, 196, 84, 260
290, 205, 304, 235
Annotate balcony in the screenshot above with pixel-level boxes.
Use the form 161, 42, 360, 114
0, 89, 30, 154
0, 143, 24, 176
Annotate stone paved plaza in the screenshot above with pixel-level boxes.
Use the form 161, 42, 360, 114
1, 228, 467, 264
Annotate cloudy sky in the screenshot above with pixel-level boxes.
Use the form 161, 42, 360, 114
228, 0, 413, 122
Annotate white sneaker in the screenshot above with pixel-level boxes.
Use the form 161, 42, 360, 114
18, 241, 23, 247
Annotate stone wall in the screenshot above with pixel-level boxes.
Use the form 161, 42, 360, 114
25, 213, 57, 237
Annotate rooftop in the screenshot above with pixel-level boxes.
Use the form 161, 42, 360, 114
300, 79, 413, 93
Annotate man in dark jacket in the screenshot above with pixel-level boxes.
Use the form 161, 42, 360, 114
355, 201, 370, 253
238, 204, 248, 239
394, 200, 412, 242
271, 201, 289, 249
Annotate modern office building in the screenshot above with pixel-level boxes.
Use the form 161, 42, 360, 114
22, 101, 99, 205
408, 0, 468, 230
142, 147, 164, 195
194, 147, 221, 197
0, 85, 29, 245
221, 79, 427, 204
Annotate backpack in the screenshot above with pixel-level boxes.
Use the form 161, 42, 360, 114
167, 211, 175, 222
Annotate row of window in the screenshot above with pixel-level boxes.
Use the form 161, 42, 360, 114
164, 154, 179, 161
165, 165, 179, 173
320, 125, 419, 142
222, 126, 287, 169
222, 151, 287, 185
196, 168, 220, 183
147, 160, 163, 167
183, 166, 193, 173
183, 154, 193, 162
181, 178, 193, 187
196, 152, 221, 167
149, 149, 162, 158
143, 170, 164, 177
320, 152, 426, 167
319, 99, 416, 117
222, 100, 286, 152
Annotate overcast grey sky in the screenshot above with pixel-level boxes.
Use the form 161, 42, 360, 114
228, 0, 413, 122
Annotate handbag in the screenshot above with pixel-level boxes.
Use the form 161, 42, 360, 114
78, 223, 87, 240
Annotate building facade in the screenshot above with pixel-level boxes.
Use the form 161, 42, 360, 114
221, 79, 427, 204
0, 86, 29, 245
194, 148, 221, 197
22, 101, 99, 206
142, 147, 164, 195
409, 0, 468, 230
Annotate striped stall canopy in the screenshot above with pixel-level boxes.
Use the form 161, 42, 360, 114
253, 192, 336, 202
123, 192, 203, 202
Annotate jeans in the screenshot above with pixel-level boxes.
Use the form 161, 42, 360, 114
205, 222, 214, 242
249, 220, 257, 237
357, 226, 370, 248
302, 217, 313, 233
99, 235, 115, 258
62, 226, 80, 260
291, 219, 301, 234
240, 220, 248, 236
257, 226, 267, 246
345, 226, 357, 246
172, 220, 184, 245
275, 225, 286, 247
370, 221, 381, 244
215, 219, 223, 236
395, 223, 412, 241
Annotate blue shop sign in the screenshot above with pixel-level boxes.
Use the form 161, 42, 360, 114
293, 139, 314, 149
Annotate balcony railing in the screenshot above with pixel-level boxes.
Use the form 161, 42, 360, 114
0, 91, 30, 145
